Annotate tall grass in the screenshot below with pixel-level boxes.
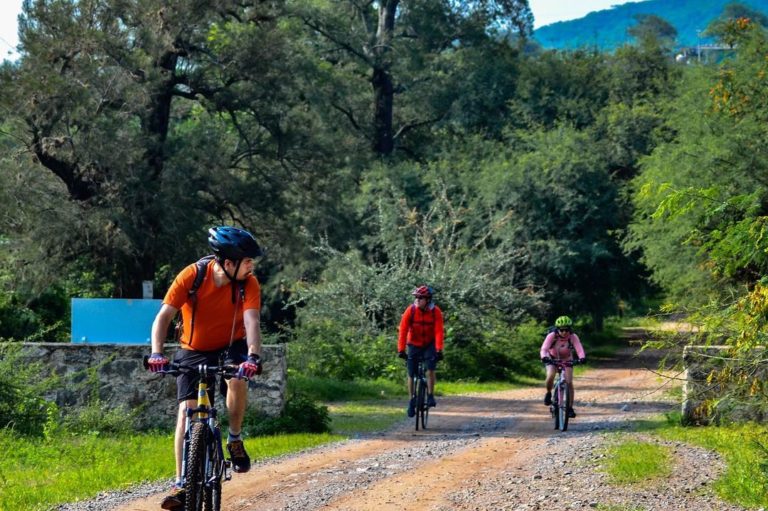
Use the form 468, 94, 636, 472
0, 429, 342, 511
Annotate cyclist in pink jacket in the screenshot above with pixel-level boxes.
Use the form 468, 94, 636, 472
540, 315, 586, 418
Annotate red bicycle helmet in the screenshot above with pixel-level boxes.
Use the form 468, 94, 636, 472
411, 285, 434, 298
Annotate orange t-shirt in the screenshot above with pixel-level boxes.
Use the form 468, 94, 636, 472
163, 260, 261, 351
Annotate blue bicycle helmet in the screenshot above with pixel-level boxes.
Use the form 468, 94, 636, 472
208, 226, 263, 261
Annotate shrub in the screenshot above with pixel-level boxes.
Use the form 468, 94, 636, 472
0, 344, 58, 436
241, 393, 331, 436
58, 401, 139, 436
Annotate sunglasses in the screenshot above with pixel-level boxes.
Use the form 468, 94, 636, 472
557, 328, 571, 333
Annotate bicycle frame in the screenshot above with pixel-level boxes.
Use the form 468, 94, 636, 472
145, 357, 245, 511
180, 365, 231, 504
549, 360, 573, 432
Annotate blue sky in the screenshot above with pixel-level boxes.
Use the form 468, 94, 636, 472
0, 0, 635, 60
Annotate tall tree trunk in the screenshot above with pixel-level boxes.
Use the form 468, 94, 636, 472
371, 0, 398, 156
120, 51, 178, 297
372, 66, 394, 155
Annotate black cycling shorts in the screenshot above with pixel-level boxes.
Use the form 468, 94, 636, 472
406, 343, 437, 378
173, 339, 248, 404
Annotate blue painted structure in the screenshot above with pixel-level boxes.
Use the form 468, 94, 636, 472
71, 298, 163, 344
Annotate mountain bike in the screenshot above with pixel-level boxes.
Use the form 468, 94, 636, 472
548, 359, 580, 432
144, 356, 247, 511
411, 356, 429, 431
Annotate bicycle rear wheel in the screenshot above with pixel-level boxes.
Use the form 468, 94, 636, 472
415, 377, 426, 431
552, 386, 560, 430
185, 423, 207, 511
558, 382, 569, 432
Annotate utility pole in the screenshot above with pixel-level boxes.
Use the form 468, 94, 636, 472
697, 29, 702, 63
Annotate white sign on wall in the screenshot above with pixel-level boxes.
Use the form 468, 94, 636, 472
142, 280, 154, 299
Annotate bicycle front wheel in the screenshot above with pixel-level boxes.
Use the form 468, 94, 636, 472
415, 377, 426, 431
185, 423, 207, 511
552, 386, 560, 430
203, 428, 223, 511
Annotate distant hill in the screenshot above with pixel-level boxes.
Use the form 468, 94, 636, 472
533, 0, 768, 50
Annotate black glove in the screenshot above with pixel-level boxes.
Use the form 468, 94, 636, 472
578, 357, 586, 365
541, 357, 552, 365
398, 351, 407, 360
435, 351, 444, 361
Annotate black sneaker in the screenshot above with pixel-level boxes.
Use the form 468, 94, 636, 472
227, 439, 251, 473
160, 484, 185, 510
544, 392, 552, 406
567, 407, 576, 418
407, 397, 416, 417
427, 394, 436, 408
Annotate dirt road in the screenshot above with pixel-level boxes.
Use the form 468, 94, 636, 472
107, 346, 747, 511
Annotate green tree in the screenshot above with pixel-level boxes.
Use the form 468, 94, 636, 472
0, 0, 357, 306
705, 2, 768, 47
630, 22, 768, 420
296, 0, 534, 155
627, 14, 678, 51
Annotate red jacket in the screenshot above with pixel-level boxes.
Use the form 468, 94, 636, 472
398, 303, 444, 352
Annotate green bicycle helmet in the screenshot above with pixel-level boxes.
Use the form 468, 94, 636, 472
554, 315, 573, 328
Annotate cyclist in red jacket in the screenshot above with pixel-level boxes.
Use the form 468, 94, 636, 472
398, 285, 445, 417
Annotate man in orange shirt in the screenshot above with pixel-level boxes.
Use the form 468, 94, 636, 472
398, 285, 444, 417
147, 226, 263, 510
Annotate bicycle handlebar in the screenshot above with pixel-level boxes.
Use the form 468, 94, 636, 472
142, 355, 247, 380
543, 358, 583, 368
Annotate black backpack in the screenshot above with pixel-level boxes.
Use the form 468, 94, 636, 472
175, 255, 246, 347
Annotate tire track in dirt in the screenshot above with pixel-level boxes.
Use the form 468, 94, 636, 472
116, 353, 673, 511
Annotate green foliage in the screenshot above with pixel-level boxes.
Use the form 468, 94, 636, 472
653, 421, 768, 507
629, 22, 768, 421
0, 344, 58, 437
509, 49, 610, 129
57, 402, 138, 436
627, 14, 678, 51
242, 393, 331, 436
289, 373, 406, 402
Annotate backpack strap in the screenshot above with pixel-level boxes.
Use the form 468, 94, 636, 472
180, 255, 216, 349
180, 255, 248, 349
548, 331, 575, 352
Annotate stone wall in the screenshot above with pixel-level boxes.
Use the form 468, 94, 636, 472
18, 343, 286, 430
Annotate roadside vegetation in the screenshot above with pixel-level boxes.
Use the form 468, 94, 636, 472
0, 429, 342, 511
655, 418, 768, 508
604, 414, 768, 508
602, 439, 672, 484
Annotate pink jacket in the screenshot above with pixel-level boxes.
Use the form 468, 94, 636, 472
540, 332, 586, 361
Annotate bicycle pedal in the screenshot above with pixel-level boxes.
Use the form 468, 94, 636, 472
224, 460, 232, 481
